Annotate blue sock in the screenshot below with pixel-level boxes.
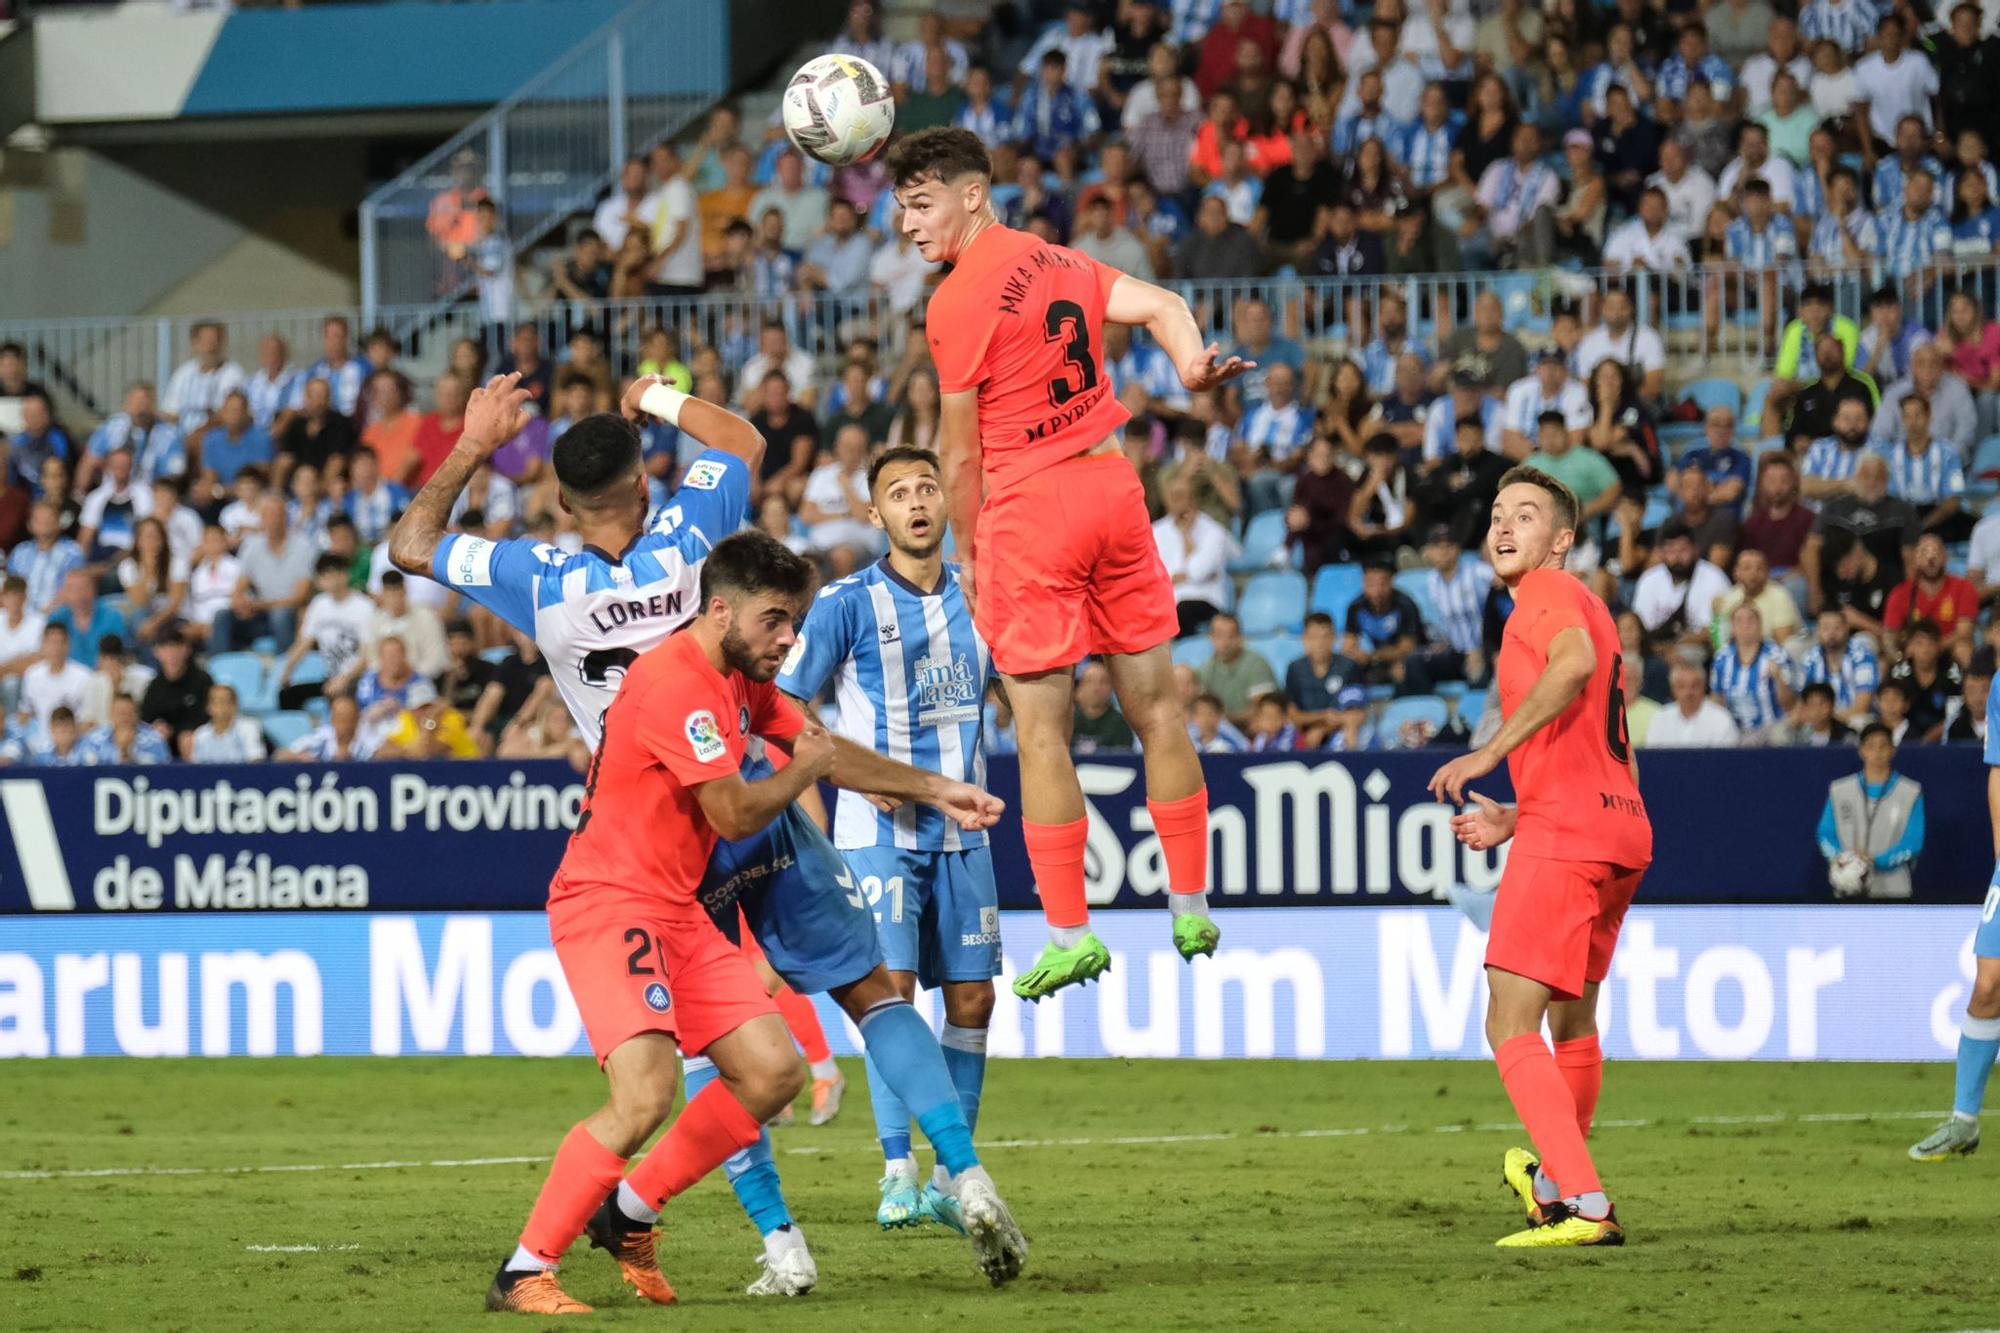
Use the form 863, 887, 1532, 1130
684, 1055, 793, 1234
857, 999, 979, 1176
1954, 1015, 2000, 1118
939, 1022, 988, 1135
864, 1047, 913, 1162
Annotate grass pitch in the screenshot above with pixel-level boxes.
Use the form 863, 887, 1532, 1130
3, 1057, 1996, 1332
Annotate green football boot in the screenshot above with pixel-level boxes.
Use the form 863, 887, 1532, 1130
1010, 934, 1112, 1001
1910, 1116, 1981, 1161
876, 1161, 923, 1229
1173, 912, 1221, 961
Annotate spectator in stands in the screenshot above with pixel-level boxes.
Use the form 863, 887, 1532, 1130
1805, 453, 1919, 610
1937, 1, 2000, 140
1673, 463, 1742, 570
1647, 137, 1717, 245
216, 494, 316, 652
1286, 611, 1367, 748
1971, 499, 2000, 598
18, 621, 90, 740
186, 681, 266, 763
738, 321, 818, 410
900, 47, 968, 133
1852, 13, 1938, 153
372, 570, 448, 680
1773, 681, 1856, 746
591, 156, 653, 253
1342, 558, 1423, 690
1644, 658, 1742, 746
798, 198, 873, 298
747, 150, 830, 254
1603, 185, 1689, 275
83, 382, 184, 492
1934, 289, 2000, 438
285, 462, 334, 548
1176, 194, 1265, 281
1886, 532, 1980, 655
1188, 690, 1248, 753
1441, 292, 1529, 395
1711, 603, 1796, 736
1740, 454, 1814, 574
244, 333, 300, 437
1286, 436, 1354, 576
885, 367, 939, 455
274, 553, 375, 709
1013, 49, 1101, 163
1158, 418, 1239, 524
1348, 431, 1416, 559
1800, 396, 1878, 501
1857, 287, 1927, 389
1421, 365, 1503, 467
953, 65, 1012, 152
10, 394, 69, 497
1072, 193, 1154, 279
47, 564, 124, 664
748, 373, 817, 508
184, 523, 239, 645
279, 375, 359, 485
1635, 519, 1732, 644
200, 390, 275, 499
1465, 122, 1559, 270
20, 706, 87, 767
1069, 659, 1135, 754
1417, 414, 1510, 550
78, 637, 151, 730
77, 446, 147, 563
139, 626, 210, 752
161, 321, 245, 437
1154, 475, 1236, 636
1404, 525, 1492, 691
1576, 286, 1667, 401
644, 143, 704, 298
342, 447, 407, 550
1889, 618, 1964, 741
356, 633, 420, 723
436, 618, 494, 719
797, 424, 880, 575
1226, 297, 1304, 410
0, 574, 43, 687
276, 693, 375, 763
1945, 647, 1994, 742
1196, 612, 1278, 728
818, 363, 893, 452
1234, 363, 1314, 512
115, 516, 185, 648
1516, 414, 1616, 554
410, 373, 470, 488
8, 499, 82, 616
291, 316, 367, 419
1715, 546, 1803, 646
81, 693, 170, 766
1815, 528, 1897, 639
1674, 407, 1752, 516
1806, 165, 1879, 271
493, 324, 552, 417
1245, 692, 1300, 752
1882, 396, 1969, 539
375, 674, 483, 760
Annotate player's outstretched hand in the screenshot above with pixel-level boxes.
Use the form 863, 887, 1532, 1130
930, 779, 1004, 831
461, 373, 534, 456
1448, 791, 1515, 851
1178, 343, 1255, 392
620, 374, 664, 421
1427, 746, 1500, 805
792, 721, 837, 780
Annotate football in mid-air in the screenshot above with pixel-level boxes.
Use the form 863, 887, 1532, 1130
782, 53, 895, 167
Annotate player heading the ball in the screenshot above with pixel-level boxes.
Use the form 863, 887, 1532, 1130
886, 127, 1252, 1001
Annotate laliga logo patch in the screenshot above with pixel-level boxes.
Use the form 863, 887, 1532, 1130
683, 459, 728, 490
685, 709, 727, 763
642, 982, 672, 1013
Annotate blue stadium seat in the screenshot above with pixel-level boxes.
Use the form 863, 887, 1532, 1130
208, 652, 270, 712
1378, 695, 1449, 748
1250, 632, 1304, 682
249, 635, 280, 656
1171, 636, 1214, 668
1392, 568, 1439, 632
479, 646, 512, 665
1230, 509, 1291, 573
263, 710, 315, 750
1969, 436, 2000, 502
1458, 688, 1490, 729
1493, 273, 1546, 334
304, 697, 331, 723
1657, 422, 1706, 461
289, 651, 328, 687
1435, 680, 1470, 701
1310, 563, 1363, 626
1683, 378, 1742, 420
1238, 570, 1307, 636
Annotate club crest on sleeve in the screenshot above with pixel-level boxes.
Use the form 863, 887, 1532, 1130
683, 459, 728, 490
642, 982, 672, 1012
685, 710, 726, 762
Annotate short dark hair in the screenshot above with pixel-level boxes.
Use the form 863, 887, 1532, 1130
1801, 281, 1834, 306
1876, 678, 1911, 703
1859, 721, 1894, 747
1536, 409, 1569, 431
314, 552, 349, 577
699, 531, 816, 607
1972, 645, 1997, 678
1801, 681, 1836, 706
1304, 611, 1334, 631
446, 617, 474, 638
868, 446, 940, 493
1497, 464, 1580, 535
551, 413, 644, 504
380, 569, 406, 589
885, 127, 994, 190
1906, 617, 1941, 642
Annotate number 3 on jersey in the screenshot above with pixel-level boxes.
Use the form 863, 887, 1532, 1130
1043, 299, 1098, 407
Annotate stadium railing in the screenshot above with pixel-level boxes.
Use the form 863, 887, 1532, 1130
7, 258, 1995, 423
354, 0, 726, 329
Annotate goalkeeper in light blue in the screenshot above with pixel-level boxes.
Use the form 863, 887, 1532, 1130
775, 445, 1000, 1231
1911, 674, 2000, 1161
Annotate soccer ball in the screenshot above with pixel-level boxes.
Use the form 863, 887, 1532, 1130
1828, 851, 1871, 899
782, 53, 895, 167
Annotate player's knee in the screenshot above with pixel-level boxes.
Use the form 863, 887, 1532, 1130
1970, 980, 2000, 1018
607, 1079, 678, 1141
944, 982, 995, 1030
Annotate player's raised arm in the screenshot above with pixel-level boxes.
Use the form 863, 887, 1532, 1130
388, 372, 530, 577
626, 375, 766, 475
1103, 274, 1254, 392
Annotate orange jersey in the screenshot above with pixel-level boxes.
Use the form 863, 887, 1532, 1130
925, 225, 1132, 495
551, 631, 804, 915
1495, 568, 1653, 869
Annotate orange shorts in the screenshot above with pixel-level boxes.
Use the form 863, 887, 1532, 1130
551, 898, 777, 1063
1484, 854, 1644, 1002
974, 450, 1179, 676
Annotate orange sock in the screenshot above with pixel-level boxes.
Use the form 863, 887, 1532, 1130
1146, 788, 1210, 897
774, 986, 831, 1066
1495, 1032, 1600, 1197
1021, 816, 1090, 929
623, 1081, 763, 1211
1553, 1034, 1603, 1139
519, 1122, 628, 1264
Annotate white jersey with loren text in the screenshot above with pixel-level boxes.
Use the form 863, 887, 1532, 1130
431, 451, 749, 744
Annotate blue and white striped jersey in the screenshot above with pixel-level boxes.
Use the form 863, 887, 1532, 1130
1426, 558, 1492, 654
776, 560, 992, 853
1878, 437, 1967, 506
287, 358, 369, 416
1394, 119, 1460, 190
1874, 205, 1952, 279
430, 448, 750, 745
1711, 638, 1789, 731
1801, 436, 1869, 484
1798, 635, 1880, 710
1809, 209, 1881, 263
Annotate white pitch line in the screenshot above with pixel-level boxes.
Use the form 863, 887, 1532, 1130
244, 1244, 360, 1253
0, 1111, 1949, 1184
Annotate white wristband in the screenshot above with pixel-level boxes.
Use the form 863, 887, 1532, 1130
638, 383, 689, 426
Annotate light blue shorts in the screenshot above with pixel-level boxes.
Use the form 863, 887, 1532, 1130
839, 843, 1001, 990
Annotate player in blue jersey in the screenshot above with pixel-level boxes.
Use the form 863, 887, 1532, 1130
1910, 678, 2000, 1160
775, 446, 999, 1234
392, 375, 1025, 1293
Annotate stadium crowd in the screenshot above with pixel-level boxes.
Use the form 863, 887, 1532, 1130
8, 0, 2000, 762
